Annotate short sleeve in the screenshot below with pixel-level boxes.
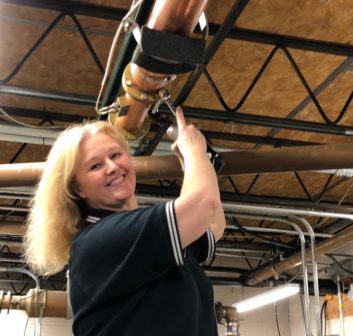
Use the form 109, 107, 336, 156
188, 229, 216, 264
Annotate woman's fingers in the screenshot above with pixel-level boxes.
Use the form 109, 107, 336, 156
175, 106, 186, 130
171, 141, 185, 171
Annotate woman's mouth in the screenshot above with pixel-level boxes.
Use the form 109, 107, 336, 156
107, 175, 125, 187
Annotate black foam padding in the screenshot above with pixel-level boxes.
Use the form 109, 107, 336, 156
132, 51, 196, 73
132, 26, 205, 74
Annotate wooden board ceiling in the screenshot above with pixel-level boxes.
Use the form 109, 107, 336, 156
0, 0, 353, 294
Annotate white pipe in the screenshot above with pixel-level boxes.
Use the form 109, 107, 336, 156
226, 223, 333, 238
235, 216, 312, 335
222, 202, 353, 221
291, 216, 321, 336
337, 274, 345, 336
137, 196, 353, 221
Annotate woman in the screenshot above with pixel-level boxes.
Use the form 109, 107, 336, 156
25, 107, 225, 336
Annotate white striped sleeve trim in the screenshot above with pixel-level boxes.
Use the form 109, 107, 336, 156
165, 201, 184, 266
206, 229, 216, 262
86, 216, 100, 224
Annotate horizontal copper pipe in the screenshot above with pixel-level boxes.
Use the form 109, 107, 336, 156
2, 144, 353, 187
44, 290, 69, 318
246, 224, 353, 285
0, 222, 26, 235
2, 289, 69, 318
220, 143, 353, 175
0, 162, 45, 187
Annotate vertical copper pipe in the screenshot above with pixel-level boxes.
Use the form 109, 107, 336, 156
146, 0, 209, 35
117, 99, 150, 132
117, 0, 209, 134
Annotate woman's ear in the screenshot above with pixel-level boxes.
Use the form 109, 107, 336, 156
72, 180, 85, 199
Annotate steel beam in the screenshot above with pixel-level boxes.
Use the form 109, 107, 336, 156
3, 84, 352, 135
0, 0, 126, 21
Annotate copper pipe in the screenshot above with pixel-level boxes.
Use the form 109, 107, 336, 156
0, 162, 44, 187
0, 222, 25, 235
146, 0, 209, 35
116, 99, 150, 132
2, 144, 353, 187
246, 224, 353, 285
219, 143, 353, 175
2, 289, 69, 318
44, 290, 69, 318
116, 0, 209, 134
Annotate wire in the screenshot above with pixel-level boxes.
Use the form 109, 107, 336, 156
313, 177, 353, 229
23, 315, 30, 336
286, 265, 301, 283
231, 217, 295, 250
11, 289, 46, 306
274, 302, 282, 336
0, 106, 64, 130
326, 254, 353, 276
95, 0, 145, 113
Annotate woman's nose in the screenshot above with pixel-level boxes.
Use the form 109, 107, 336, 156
105, 159, 117, 174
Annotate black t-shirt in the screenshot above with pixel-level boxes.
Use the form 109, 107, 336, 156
69, 201, 217, 336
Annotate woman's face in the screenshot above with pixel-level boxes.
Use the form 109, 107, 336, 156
74, 131, 137, 211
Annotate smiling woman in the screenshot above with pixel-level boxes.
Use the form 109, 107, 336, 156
24, 107, 226, 336
73, 132, 138, 211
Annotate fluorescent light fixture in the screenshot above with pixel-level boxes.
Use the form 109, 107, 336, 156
233, 283, 300, 313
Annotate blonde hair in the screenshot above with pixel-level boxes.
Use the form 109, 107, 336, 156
24, 120, 129, 276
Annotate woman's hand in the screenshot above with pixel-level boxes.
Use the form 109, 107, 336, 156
171, 107, 207, 170
172, 106, 225, 248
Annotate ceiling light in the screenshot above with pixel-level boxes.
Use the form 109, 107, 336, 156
233, 283, 300, 313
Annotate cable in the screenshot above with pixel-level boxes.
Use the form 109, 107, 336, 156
95, 0, 145, 113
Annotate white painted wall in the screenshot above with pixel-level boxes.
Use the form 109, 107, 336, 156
0, 309, 72, 336
214, 285, 291, 336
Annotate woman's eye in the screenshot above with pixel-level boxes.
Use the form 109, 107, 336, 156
90, 163, 101, 171
111, 152, 121, 160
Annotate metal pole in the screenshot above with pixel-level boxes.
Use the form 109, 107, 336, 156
337, 274, 345, 336
231, 215, 312, 336
291, 216, 321, 336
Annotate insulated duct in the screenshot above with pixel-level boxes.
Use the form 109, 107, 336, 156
1, 143, 353, 187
